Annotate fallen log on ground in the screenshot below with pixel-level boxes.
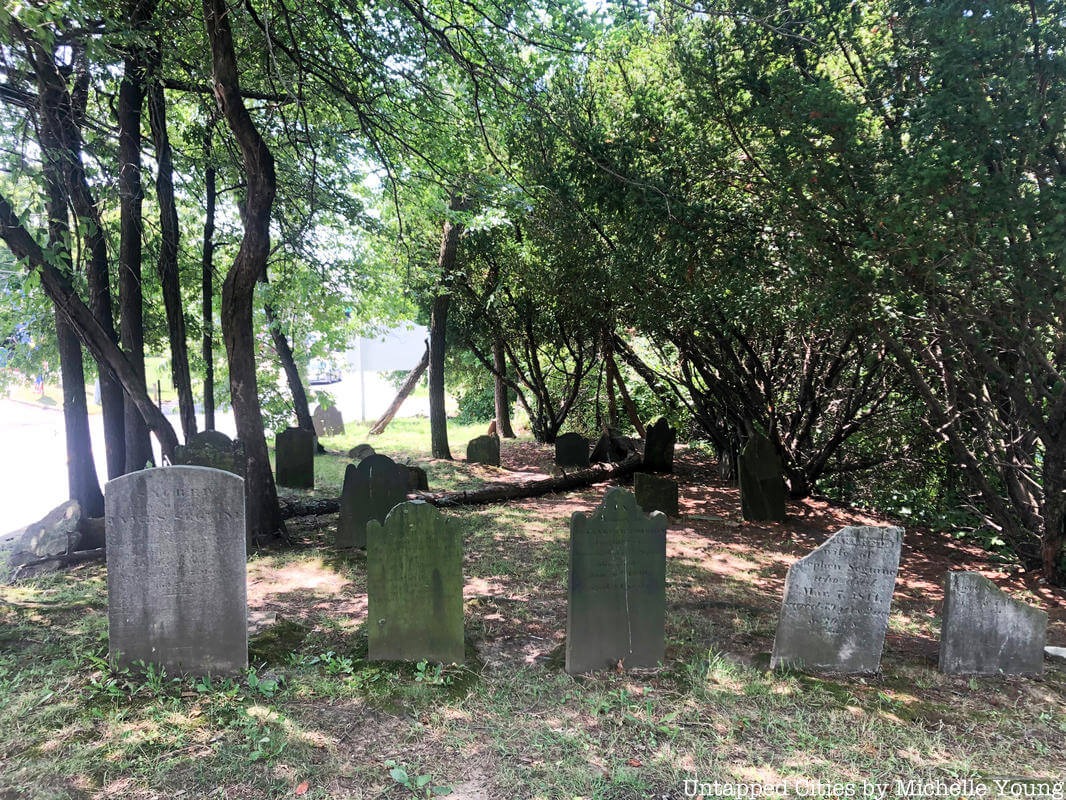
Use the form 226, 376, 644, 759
279, 453, 642, 519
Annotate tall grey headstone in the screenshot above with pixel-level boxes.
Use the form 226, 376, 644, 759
643, 418, 676, 473
738, 432, 786, 522
106, 466, 247, 675
939, 572, 1047, 675
771, 525, 903, 674
173, 430, 246, 477
312, 404, 345, 437
367, 501, 464, 663
275, 427, 315, 489
566, 487, 667, 674
337, 453, 410, 549
555, 433, 591, 469
466, 434, 501, 467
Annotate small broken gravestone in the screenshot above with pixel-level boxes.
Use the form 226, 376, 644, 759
337, 454, 410, 549
312, 404, 345, 437
555, 432, 591, 469
566, 487, 667, 674
938, 572, 1047, 675
348, 443, 375, 461
4, 500, 83, 579
406, 465, 429, 492
106, 466, 247, 675
642, 417, 676, 473
590, 427, 636, 464
633, 472, 679, 517
466, 434, 500, 467
770, 525, 903, 674
275, 427, 315, 489
738, 432, 786, 522
173, 430, 246, 477
367, 501, 464, 663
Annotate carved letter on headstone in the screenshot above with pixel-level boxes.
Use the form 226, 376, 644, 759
555, 433, 591, 469
337, 454, 410, 549
771, 525, 903, 674
738, 432, 786, 522
938, 572, 1047, 675
566, 487, 667, 674
106, 466, 247, 675
275, 427, 315, 489
367, 501, 464, 663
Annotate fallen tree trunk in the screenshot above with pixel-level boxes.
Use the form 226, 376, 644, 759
279, 453, 642, 519
368, 342, 429, 436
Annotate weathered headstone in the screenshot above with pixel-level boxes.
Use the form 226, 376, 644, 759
770, 525, 903, 674
367, 501, 464, 663
633, 472, 679, 517
406, 465, 429, 492
106, 466, 247, 675
590, 427, 636, 464
466, 434, 500, 467
275, 427, 315, 489
566, 487, 667, 674
738, 432, 786, 522
312, 404, 345, 437
348, 443, 376, 461
4, 500, 83, 579
938, 572, 1047, 675
555, 433, 591, 469
643, 418, 676, 473
337, 454, 410, 549
173, 430, 246, 477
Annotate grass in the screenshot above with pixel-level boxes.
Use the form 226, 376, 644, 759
2, 421, 1065, 799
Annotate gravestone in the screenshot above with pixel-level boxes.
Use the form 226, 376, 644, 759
106, 466, 247, 675
4, 500, 83, 579
406, 465, 429, 492
466, 434, 500, 467
173, 430, 246, 477
337, 454, 410, 549
312, 404, 345, 437
938, 572, 1047, 675
633, 472, 679, 517
275, 427, 315, 489
770, 525, 903, 674
348, 443, 375, 461
738, 432, 787, 522
643, 418, 676, 473
367, 501, 464, 663
555, 433, 591, 469
566, 487, 667, 674
590, 427, 636, 464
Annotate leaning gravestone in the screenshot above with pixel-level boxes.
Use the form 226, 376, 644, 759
275, 427, 315, 489
337, 454, 410, 549
348, 443, 375, 461
367, 501, 464, 663
633, 472, 679, 517
590, 427, 636, 464
738, 432, 787, 522
566, 487, 667, 674
106, 466, 247, 675
771, 525, 903, 674
938, 572, 1047, 675
4, 500, 83, 579
643, 418, 676, 473
555, 432, 591, 469
466, 434, 501, 467
312, 404, 345, 437
173, 430, 246, 477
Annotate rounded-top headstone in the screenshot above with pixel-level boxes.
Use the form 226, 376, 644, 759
174, 430, 246, 477
466, 434, 501, 467
312, 404, 345, 437
738, 432, 786, 522
337, 453, 411, 549
643, 417, 676, 473
555, 432, 591, 469
348, 443, 376, 461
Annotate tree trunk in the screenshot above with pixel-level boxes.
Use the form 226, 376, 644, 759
147, 67, 196, 443
262, 283, 314, 433
204, 0, 283, 542
202, 131, 216, 431
606, 366, 619, 428
369, 342, 429, 436
604, 349, 646, 438
492, 339, 516, 438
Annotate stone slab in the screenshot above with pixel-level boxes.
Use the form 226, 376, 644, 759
173, 430, 246, 477
275, 427, 315, 489
337, 454, 410, 549
643, 418, 676, 473
738, 432, 786, 522
312, 404, 345, 437
555, 433, 591, 469
466, 435, 500, 467
633, 472, 679, 517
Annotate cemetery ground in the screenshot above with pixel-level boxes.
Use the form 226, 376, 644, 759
1, 422, 1064, 799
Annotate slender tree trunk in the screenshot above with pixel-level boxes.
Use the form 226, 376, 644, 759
606, 366, 619, 428
261, 272, 313, 432
202, 131, 216, 431
204, 0, 283, 542
369, 342, 429, 436
147, 65, 196, 442
604, 349, 646, 438
492, 339, 516, 438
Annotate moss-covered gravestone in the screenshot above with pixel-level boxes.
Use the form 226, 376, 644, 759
348, 443, 375, 461
738, 432, 786, 522
312, 404, 345, 437
642, 418, 676, 473
771, 525, 903, 674
555, 432, 590, 468
275, 427, 315, 489
939, 572, 1047, 675
466, 434, 500, 466
566, 487, 667, 674
367, 501, 464, 663
173, 430, 246, 477
337, 454, 410, 549
633, 472, 679, 516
